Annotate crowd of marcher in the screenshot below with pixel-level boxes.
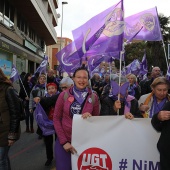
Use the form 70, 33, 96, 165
0, 65, 170, 170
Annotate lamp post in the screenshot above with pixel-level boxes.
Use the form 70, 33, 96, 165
60, 1, 68, 51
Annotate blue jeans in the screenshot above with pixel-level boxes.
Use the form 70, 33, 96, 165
0, 146, 11, 170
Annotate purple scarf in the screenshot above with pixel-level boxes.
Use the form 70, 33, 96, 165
34, 83, 46, 89
150, 95, 167, 118
128, 84, 137, 96
73, 86, 88, 104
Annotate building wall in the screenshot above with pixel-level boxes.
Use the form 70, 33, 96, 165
46, 37, 72, 76
0, 0, 58, 77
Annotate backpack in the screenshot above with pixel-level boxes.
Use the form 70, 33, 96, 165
6, 87, 26, 121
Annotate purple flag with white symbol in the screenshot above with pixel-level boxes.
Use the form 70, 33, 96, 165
72, 0, 124, 59
35, 55, 48, 75
166, 65, 170, 82
10, 64, 20, 82
139, 52, 148, 75
34, 103, 55, 136
125, 59, 141, 75
124, 7, 162, 41
56, 42, 81, 74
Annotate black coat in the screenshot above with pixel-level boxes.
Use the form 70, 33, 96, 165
151, 101, 170, 170
0, 83, 20, 146
100, 96, 142, 117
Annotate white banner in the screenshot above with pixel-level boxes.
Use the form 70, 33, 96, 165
72, 115, 160, 170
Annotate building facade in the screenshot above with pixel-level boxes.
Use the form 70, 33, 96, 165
0, 0, 59, 76
46, 37, 72, 75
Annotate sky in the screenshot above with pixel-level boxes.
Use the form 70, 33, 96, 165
55, 0, 170, 40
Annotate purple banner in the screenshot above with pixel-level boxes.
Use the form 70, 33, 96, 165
35, 55, 48, 75
10, 64, 20, 82
139, 52, 148, 75
56, 42, 81, 74
72, 0, 124, 59
124, 7, 162, 41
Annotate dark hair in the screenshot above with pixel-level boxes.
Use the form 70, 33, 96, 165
0, 68, 12, 85
23, 73, 31, 84
73, 64, 90, 79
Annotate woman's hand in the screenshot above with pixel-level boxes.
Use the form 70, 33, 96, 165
125, 112, 134, 120
82, 112, 92, 119
63, 142, 77, 154
158, 111, 170, 121
139, 104, 149, 112
8, 140, 15, 146
33, 97, 40, 104
113, 100, 121, 112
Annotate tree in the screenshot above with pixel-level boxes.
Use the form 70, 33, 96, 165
124, 14, 170, 74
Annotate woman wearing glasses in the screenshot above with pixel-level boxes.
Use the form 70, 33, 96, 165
53, 65, 100, 170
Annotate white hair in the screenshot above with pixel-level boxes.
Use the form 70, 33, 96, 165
60, 77, 74, 86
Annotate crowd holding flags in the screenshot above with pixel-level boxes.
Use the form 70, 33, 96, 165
10, 0, 165, 88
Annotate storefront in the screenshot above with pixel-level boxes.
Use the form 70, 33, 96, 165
0, 37, 43, 76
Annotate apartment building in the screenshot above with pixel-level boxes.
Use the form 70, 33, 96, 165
0, 0, 59, 76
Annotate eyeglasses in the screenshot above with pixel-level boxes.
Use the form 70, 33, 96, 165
75, 76, 88, 80
60, 86, 67, 90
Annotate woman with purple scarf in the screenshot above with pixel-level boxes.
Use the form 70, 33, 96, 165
100, 76, 142, 118
29, 74, 46, 136
126, 74, 141, 100
139, 77, 170, 118
53, 66, 100, 170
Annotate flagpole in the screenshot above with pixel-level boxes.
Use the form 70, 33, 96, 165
162, 40, 169, 68
19, 77, 28, 97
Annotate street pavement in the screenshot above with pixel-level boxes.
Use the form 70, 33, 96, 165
9, 121, 56, 170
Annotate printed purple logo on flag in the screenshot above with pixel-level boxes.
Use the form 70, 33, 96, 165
10, 64, 19, 82
56, 41, 81, 73
140, 52, 148, 75
72, 0, 124, 59
124, 7, 162, 41
35, 55, 48, 75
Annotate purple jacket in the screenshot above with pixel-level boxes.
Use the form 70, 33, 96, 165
53, 87, 100, 145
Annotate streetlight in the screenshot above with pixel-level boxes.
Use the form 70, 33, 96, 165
60, 1, 68, 51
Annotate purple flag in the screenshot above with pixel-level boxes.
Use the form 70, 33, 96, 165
139, 52, 148, 75
35, 103, 55, 136
125, 59, 141, 75
56, 42, 81, 74
35, 55, 48, 75
166, 65, 170, 82
10, 64, 20, 82
124, 7, 162, 41
72, 0, 124, 59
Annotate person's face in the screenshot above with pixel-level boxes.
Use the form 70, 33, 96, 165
104, 75, 110, 83
60, 83, 69, 91
127, 76, 135, 84
28, 75, 32, 81
153, 84, 168, 101
38, 76, 46, 84
47, 86, 57, 96
73, 70, 89, 90
48, 70, 54, 78
152, 67, 161, 78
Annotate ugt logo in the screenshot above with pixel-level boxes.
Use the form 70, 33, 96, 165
77, 147, 112, 170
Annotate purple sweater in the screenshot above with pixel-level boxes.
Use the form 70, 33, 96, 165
53, 87, 100, 145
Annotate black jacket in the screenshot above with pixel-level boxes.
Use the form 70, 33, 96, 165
151, 101, 170, 170
0, 83, 20, 146
100, 96, 142, 117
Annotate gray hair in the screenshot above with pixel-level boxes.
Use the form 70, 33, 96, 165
110, 74, 119, 80
113, 76, 128, 84
60, 77, 74, 86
